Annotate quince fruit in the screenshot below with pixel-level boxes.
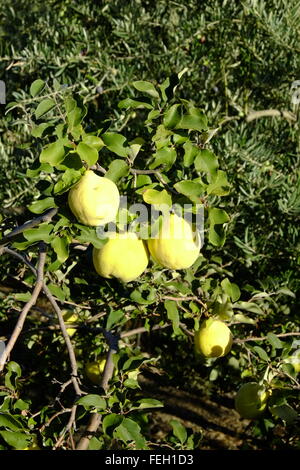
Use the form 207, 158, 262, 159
194, 318, 233, 358
147, 213, 200, 270
68, 170, 120, 226
62, 310, 78, 337
283, 350, 300, 373
85, 358, 107, 385
93, 232, 149, 282
235, 382, 269, 419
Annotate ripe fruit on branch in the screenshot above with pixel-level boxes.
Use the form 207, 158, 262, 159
147, 213, 200, 270
235, 382, 269, 419
194, 318, 233, 358
85, 358, 107, 385
93, 232, 149, 282
62, 310, 78, 337
68, 170, 120, 226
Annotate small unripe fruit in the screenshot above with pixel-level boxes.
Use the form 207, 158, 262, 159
235, 382, 269, 419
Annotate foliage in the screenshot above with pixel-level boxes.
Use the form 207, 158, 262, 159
0, 0, 299, 450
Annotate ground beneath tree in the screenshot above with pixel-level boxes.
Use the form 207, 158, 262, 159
138, 373, 264, 450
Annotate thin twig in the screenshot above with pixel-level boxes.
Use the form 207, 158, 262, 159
39, 408, 73, 432
0, 243, 47, 371
246, 109, 296, 123
76, 332, 119, 450
1, 246, 83, 397
0, 208, 58, 246
235, 332, 300, 344
43, 284, 83, 397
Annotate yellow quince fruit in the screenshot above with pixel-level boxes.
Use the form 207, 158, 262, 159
85, 358, 107, 385
147, 213, 200, 270
68, 170, 120, 226
62, 310, 78, 337
235, 382, 269, 419
93, 232, 149, 282
194, 318, 233, 358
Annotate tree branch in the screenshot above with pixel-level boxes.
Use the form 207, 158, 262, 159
0, 208, 58, 246
235, 332, 300, 344
246, 109, 296, 123
0, 243, 47, 371
76, 331, 119, 450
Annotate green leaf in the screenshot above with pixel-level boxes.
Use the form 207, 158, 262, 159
54, 168, 83, 195
270, 404, 298, 424
75, 225, 108, 249
174, 180, 206, 203
158, 74, 180, 102
23, 223, 54, 243
35, 98, 55, 119
102, 133, 129, 157
31, 122, 53, 138
124, 378, 140, 389
132, 80, 159, 99
164, 300, 181, 335
233, 301, 264, 315
163, 104, 181, 129
176, 111, 207, 132
26, 162, 53, 177
46, 283, 66, 301
266, 333, 283, 349
233, 313, 256, 325
252, 346, 269, 361
221, 278, 241, 302
103, 414, 123, 436
194, 149, 218, 177
149, 147, 177, 171
128, 137, 144, 161
28, 197, 57, 214
13, 399, 30, 412
64, 96, 77, 114
67, 103, 84, 132
0, 413, 23, 431
88, 437, 102, 450
183, 141, 199, 167
30, 79, 45, 97
105, 159, 129, 183
209, 368, 219, 381
14, 293, 31, 302
113, 418, 147, 449
51, 236, 69, 264
77, 142, 98, 166
130, 398, 163, 411
208, 208, 230, 247
122, 355, 147, 371
82, 134, 105, 151
0, 431, 32, 449
170, 419, 187, 444
76, 395, 107, 410
5, 362, 21, 391
118, 97, 153, 110
106, 310, 125, 330
143, 188, 172, 209
39, 140, 66, 166
207, 170, 230, 195
130, 287, 156, 305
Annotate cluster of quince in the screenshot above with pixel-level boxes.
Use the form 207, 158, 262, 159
68, 170, 233, 350
68, 169, 201, 283
67, 170, 272, 421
